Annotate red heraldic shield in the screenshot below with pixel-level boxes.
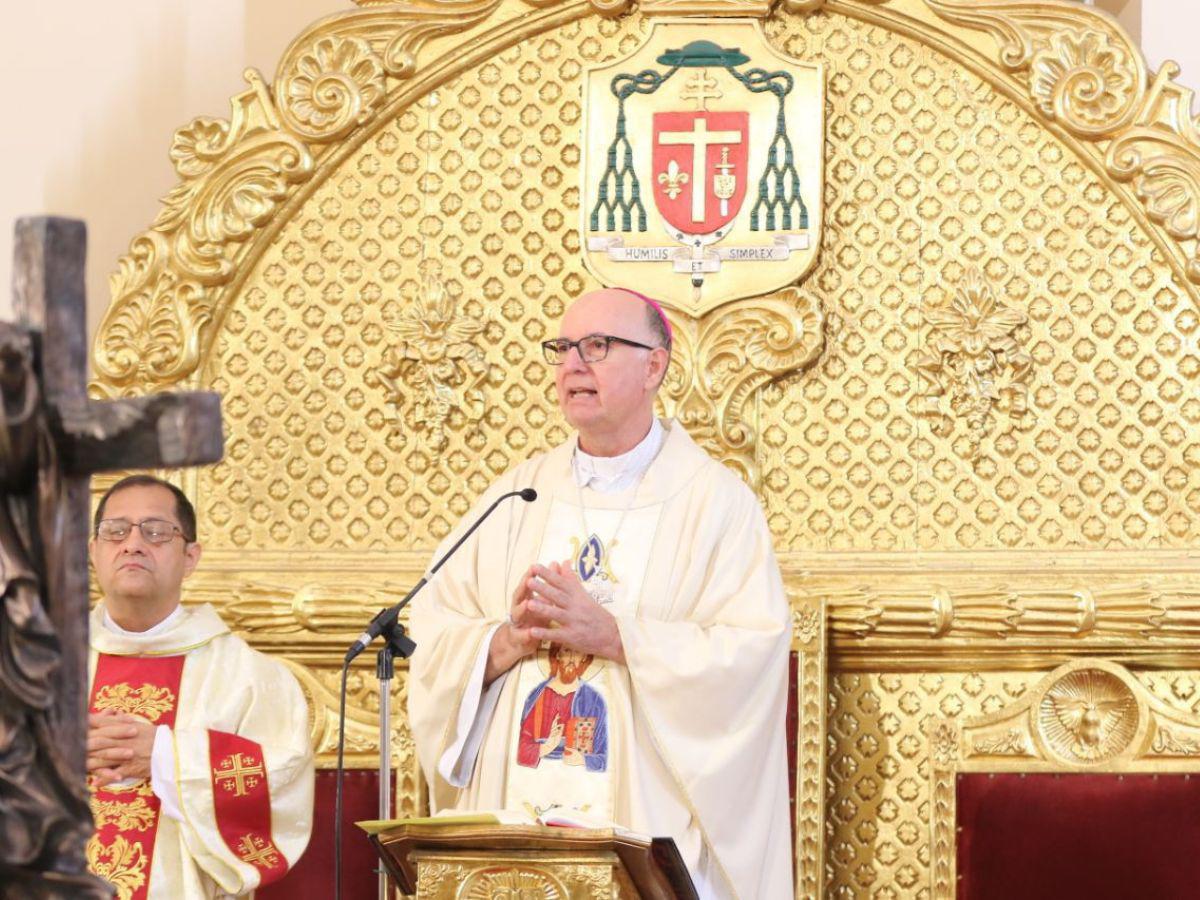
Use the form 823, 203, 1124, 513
652, 111, 749, 236
208, 729, 290, 886
87, 654, 187, 900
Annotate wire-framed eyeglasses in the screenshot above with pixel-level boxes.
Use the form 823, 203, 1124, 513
95, 518, 189, 545
541, 333, 658, 365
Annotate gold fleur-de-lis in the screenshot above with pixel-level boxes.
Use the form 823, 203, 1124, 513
657, 159, 689, 200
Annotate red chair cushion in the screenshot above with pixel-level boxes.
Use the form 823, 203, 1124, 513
957, 772, 1200, 900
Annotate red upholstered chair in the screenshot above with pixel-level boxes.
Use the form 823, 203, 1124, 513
928, 659, 1200, 900
258, 769, 392, 900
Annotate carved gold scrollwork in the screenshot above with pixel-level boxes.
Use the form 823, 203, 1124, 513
92, 74, 315, 397
917, 268, 1030, 457
280, 0, 502, 89
280, 660, 383, 763
1107, 65, 1200, 282
93, 0, 510, 398
925, 0, 1146, 138
660, 287, 823, 483
1150, 726, 1200, 757
971, 729, 1030, 757
461, 867, 567, 899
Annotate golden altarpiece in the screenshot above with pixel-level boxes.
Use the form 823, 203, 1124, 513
87, 0, 1200, 896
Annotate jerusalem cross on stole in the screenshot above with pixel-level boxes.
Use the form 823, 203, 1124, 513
87, 654, 186, 900
208, 729, 289, 882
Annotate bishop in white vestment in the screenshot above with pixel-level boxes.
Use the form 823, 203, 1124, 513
408, 289, 793, 899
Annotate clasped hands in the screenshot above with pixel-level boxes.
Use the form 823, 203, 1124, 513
87, 711, 156, 789
485, 561, 625, 684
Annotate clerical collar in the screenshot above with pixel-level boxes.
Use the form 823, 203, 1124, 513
102, 603, 185, 638
573, 419, 664, 495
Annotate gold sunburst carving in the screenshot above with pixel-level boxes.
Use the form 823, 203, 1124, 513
1038, 668, 1139, 763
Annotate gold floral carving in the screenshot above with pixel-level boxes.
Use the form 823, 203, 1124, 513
277, 35, 387, 142
416, 860, 467, 894
281, 0, 501, 86
1030, 30, 1136, 132
92, 683, 176, 723
1107, 64, 1200, 282
374, 267, 489, 450
660, 288, 824, 484
917, 268, 1030, 457
86, 834, 149, 900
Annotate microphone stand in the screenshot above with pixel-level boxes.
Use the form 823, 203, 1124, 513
375, 622, 415, 900
335, 487, 536, 900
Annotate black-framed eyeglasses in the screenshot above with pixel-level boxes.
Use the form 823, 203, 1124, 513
541, 333, 658, 365
95, 518, 189, 545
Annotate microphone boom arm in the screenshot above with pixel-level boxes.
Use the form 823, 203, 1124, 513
343, 487, 537, 664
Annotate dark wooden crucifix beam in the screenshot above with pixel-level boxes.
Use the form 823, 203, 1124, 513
2, 217, 223, 896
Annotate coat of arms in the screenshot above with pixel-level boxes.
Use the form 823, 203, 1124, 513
583, 21, 824, 316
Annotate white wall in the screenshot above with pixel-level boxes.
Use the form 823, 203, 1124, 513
0, 0, 339, 341
1139, 2, 1200, 91
1, 1, 1197, 341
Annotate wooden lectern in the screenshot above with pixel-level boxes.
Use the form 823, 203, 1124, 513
370, 823, 698, 899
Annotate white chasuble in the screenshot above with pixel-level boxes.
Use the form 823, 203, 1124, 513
504, 494, 661, 820
409, 420, 794, 900
87, 604, 314, 900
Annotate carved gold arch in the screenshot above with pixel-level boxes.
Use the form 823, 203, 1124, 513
90, 0, 1200, 896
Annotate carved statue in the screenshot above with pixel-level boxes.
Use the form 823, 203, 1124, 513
0, 326, 102, 896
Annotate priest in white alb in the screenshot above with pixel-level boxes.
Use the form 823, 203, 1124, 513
85, 475, 314, 898
408, 288, 793, 899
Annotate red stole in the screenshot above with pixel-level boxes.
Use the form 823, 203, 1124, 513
86, 654, 186, 900
208, 729, 289, 883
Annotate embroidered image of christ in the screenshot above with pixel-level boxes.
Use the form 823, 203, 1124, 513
516, 644, 608, 772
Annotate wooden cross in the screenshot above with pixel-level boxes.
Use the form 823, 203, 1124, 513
214, 752, 265, 797
1, 217, 223, 896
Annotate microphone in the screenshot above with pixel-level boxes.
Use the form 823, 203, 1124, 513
343, 487, 538, 664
